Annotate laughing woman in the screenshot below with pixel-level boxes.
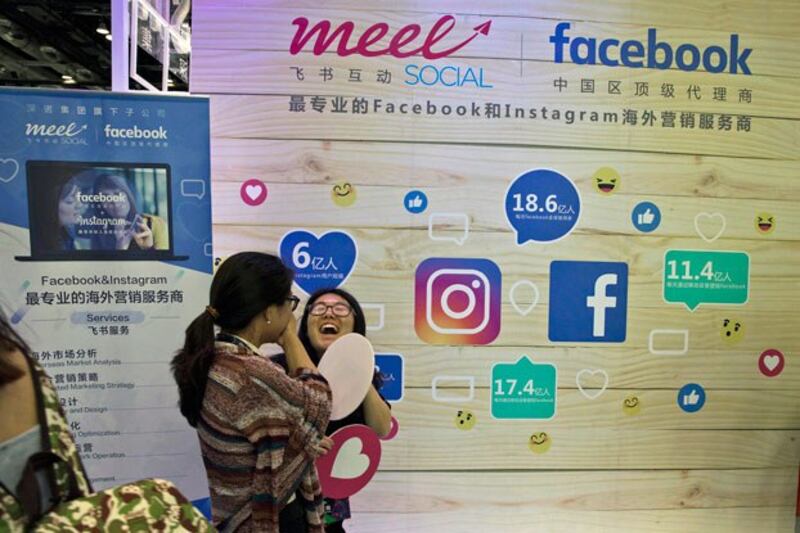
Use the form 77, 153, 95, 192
274, 288, 391, 532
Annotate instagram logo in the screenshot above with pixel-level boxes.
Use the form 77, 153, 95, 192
415, 258, 502, 345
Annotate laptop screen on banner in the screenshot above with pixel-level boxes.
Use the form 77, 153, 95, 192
27, 161, 172, 258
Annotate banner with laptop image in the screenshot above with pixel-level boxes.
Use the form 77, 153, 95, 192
0, 88, 213, 517
20, 160, 186, 260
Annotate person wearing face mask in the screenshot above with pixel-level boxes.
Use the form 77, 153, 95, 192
171, 252, 333, 532
273, 288, 392, 532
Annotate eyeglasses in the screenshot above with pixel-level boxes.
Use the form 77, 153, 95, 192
308, 302, 352, 317
286, 295, 300, 311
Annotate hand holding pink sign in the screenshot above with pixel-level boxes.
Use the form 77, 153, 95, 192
317, 333, 375, 420
316, 424, 382, 500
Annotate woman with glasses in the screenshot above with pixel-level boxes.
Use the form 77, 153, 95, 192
273, 288, 391, 532
171, 252, 333, 533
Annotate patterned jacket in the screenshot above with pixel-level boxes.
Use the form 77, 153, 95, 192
0, 358, 92, 531
199, 340, 332, 532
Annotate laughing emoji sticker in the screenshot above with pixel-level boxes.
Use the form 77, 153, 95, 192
592, 167, 620, 195
755, 213, 775, 234
332, 181, 357, 207
528, 432, 552, 454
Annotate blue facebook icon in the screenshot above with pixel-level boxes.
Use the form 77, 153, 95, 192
548, 261, 628, 342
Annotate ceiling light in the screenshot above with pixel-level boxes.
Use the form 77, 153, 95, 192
62, 78, 76, 85
105, 33, 112, 41
96, 22, 109, 35
61, 74, 73, 80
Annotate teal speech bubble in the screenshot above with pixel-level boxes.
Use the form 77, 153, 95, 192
491, 356, 557, 420
663, 250, 749, 311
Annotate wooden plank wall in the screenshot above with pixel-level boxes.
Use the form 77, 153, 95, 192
192, 1, 800, 530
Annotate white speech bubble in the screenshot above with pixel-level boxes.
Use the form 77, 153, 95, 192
0, 158, 19, 183
694, 212, 726, 243
576, 368, 608, 400
509, 280, 540, 316
648, 329, 689, 355
180, 179, 207, 200
428, 213, 470, 246
431, 375, 475, 403
361, 303, 385, 331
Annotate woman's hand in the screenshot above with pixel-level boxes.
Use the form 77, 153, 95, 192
277, 314, 299, 349
312, 436, 334, 458
131, 220, 154, 249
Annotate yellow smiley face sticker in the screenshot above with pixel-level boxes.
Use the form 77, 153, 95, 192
454, 410, 476, 430
528, 432, 552, 454
622, 395, 641, 416
331, 181, 357, 207
720, 318, 745, 344
755, 213, 775, 234
592, 167, 620, 195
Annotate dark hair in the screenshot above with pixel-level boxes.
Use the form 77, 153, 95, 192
171, 252, 294, 427
0, 312, 30, 385
298, 287, 366, 364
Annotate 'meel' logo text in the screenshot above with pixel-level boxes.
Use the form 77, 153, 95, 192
549, 22, 752, 75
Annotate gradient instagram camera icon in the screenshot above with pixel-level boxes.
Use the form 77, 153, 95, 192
414, 258, 502, 345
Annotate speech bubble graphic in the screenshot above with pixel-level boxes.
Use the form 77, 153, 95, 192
0, 158, 20, 183
180, 179, 206, 200
663, 250, 749, 311
576, 368, 608, 400
279, 230, 358, 295
509, 280, 540, 316
694, 212, 726, 243
428, 212, 470, 245
491, 356, 557, 420
361, 303, 385, 331
648, 329, 690, 355
316, 425, 382, 500
431, 375, 475, 403
505, 168, 581, 244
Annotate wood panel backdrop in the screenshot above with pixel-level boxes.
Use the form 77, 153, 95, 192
192, 1, 800, 531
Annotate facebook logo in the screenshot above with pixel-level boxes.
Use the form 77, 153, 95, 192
548, 261, 628, 342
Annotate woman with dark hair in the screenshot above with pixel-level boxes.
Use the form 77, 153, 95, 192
275, 287, 392, 532
0, 312, 92, 528
92, 173, 168, 251
39, 179, 89, 252
171, 252, 333, 533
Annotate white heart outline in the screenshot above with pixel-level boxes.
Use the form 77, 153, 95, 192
509, 280, 540, 316
693, 212, 726, 243
576, 368, 609, 400
0, 158, 20, 183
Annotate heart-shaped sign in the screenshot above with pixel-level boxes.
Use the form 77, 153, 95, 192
318, 333, 374, 420
694, 212, 726, 243
0, 158, 19, 183
576, 368, 609, 400
279, 229, 357, 295
316, 424, 382, 499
